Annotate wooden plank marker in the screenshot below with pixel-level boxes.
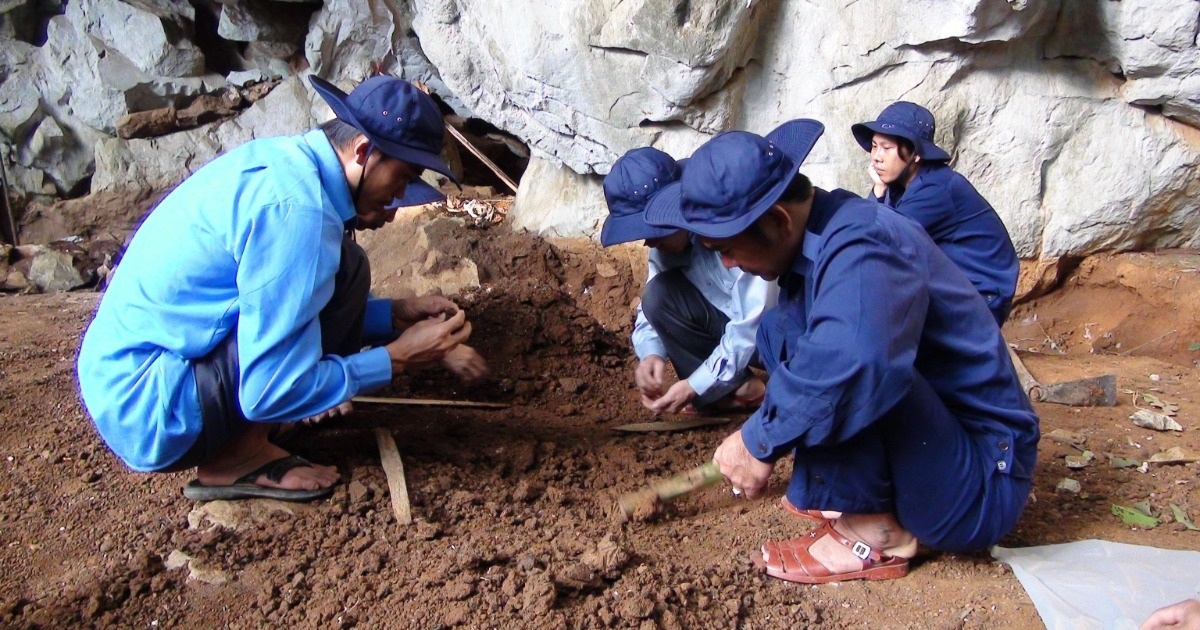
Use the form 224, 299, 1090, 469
374, 427, 413, 526
353, 396, 509, 409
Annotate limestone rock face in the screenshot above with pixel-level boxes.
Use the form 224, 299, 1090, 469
412, 0, 768, 174
3, 0, 1199, 263
65, 0, 206, 78
93, 76, 319, 192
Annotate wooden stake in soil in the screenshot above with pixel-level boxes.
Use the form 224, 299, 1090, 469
375, 428, 413, 526
353, 396, 509, 409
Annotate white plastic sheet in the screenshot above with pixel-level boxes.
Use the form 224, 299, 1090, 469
992, 540, 1200, 630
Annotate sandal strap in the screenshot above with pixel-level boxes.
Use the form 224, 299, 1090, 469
235, 455, 314, 485
820, 521, 891, 565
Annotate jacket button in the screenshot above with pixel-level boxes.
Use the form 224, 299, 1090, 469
997, 460, 1008, 472
999, 441, 1010, 451
759, 443, 768, 453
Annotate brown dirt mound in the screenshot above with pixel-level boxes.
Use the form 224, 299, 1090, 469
0, 232, 1198, 628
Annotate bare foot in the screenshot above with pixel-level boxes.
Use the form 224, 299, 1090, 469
797, 514, 918, 574
733, 376, 766, 405
301, 400, 354, 426
196, 429, 338, 491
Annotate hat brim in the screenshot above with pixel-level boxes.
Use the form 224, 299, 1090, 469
643, 171, 798, 240
600, 211, 676, 247
851, 120, 950, 161
386, 178, 446, 209
309, 75, 460, 183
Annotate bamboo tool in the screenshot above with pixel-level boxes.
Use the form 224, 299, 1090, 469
353, 396, 510, 409
615, 461, 724, 523
1005, 345, 1117, 407
375, 428, 413, 525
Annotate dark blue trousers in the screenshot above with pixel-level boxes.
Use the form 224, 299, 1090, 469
756, 308, 1032, 553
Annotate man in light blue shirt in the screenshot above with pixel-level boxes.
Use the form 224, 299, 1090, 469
77, 75, 489, 502
601, 147, 778, 414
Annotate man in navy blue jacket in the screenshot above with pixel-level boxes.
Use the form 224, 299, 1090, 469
646, 120, 1038, 584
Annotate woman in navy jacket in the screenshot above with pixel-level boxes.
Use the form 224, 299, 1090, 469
852, 102, 1019, 326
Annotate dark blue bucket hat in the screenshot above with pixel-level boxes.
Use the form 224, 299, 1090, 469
645, 119, 825, 239
851, 101, 950, 162
311, 75, 458, 207
600, 147, 682, 246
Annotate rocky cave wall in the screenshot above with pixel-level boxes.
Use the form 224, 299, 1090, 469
1, 0, 1198, 261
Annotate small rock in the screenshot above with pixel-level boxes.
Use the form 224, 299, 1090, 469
558, 378, 586, 394
1065, 450, 1095, 469
347, 480, 370, 504
596, 262, 619, 278
165, 550, 193, 571
1056, 478, 1082, 494
1149, 374, 1160, 382
521, 571, 557, 615
81, 470, 101, 483
1130, 409, 1183, 432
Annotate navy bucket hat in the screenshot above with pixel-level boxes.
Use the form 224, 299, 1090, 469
645, 119, 825, 239
851, 101, 950, 161
600, 147, 681, 246
311, 75, 456, 207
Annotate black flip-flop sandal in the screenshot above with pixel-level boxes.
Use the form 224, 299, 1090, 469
182, 455, 335, 502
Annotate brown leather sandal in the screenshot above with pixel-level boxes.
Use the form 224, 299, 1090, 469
749, 520, 910, 584
781, 495, 828, 522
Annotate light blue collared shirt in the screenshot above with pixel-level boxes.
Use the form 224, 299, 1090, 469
631, 236, 778, 403
77, 129, 394, 471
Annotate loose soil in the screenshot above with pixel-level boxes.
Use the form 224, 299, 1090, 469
1, 218, 1198, 629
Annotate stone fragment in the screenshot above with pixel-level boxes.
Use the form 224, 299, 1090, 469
27, 250, 88, 293
1055, 478, 1081, 494
218, 0, 310, 43
1130, 409, 1183, 432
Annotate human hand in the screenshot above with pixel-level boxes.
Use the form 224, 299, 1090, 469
867, 165, 887, 198
301, 400, 354, 426
713, 429, 774, 499
1141, 598, 1200, 630
442, 344, 491, 384
649, 379, 696, 414
392, 295, 459, 331
635, 356, 667, 398
385, 310, 471, 371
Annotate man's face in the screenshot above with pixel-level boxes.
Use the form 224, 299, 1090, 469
700, 221, 791, 281
869, 133, 913, 185
354, 152, 425, 230
643, 230, 689, 253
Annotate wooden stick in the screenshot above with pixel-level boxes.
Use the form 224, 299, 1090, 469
409, 79, 519, 194
375, 428, 413, 526
0, 146, 17, 246
444, 123, 520, 194
1006, 345, 1044, 402
353, 396, 509, 409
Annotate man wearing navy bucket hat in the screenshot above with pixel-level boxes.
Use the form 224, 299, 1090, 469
852, 101, 1019, 325
646, 120, 1038, 584
601, 148, 776, 414
77, 75, 489, 503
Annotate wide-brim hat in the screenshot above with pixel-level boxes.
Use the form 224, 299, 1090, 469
600, 147, 681, 246
310, 75, 459, 183
386, 178, 446, 209
644, 119, 825, 239
851, 101, 950, 162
